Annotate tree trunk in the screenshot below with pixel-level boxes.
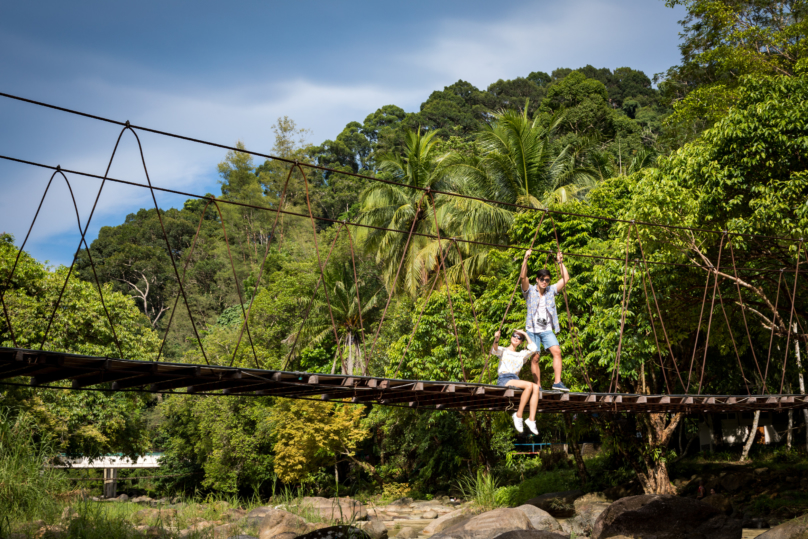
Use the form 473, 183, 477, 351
563, 413, 589, 488
346, 333, 354, 375
787, 409, 793, 449
638, 457, 676, 495
636, 412, 682, 494
740, 410, 760, 462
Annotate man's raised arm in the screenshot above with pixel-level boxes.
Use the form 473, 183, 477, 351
555, 251, 570, 292
520, 249, 532, 292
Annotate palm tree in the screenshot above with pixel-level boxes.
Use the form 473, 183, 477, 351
445, 107, 596, 210
356, 129, 451, 297
287, 263, 382, 375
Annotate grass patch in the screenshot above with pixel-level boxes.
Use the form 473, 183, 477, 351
457, 470, 501, 511
495, 467, 578, 507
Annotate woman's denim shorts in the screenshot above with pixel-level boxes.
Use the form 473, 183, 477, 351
497, 373, 519, 386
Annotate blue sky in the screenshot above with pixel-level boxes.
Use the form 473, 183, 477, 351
0, 0, 686, 266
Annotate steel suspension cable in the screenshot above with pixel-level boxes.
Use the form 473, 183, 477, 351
697, 233, 726, 395
231, 165, 294, 368
640, 267, 672, 394
344, 225, 369, 375
779, 240, 804, 395
763, 270, 785, 393
451, 238, 487, 379
610, 261, 637, 394
549, 215, 594, 393
716, 283, 752, 395
633, 226, 686, 391
727, 241, 765, 384
610, 223, 635, 393
686, 264, 714, 394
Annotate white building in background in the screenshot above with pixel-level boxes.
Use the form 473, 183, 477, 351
698, 412, 783, 451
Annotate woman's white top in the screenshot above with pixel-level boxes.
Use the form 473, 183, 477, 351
492, 342, 538, 375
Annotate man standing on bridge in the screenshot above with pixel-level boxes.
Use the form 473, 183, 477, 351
520, 250, 570, 392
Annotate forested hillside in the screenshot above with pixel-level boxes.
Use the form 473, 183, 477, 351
1, 0, 807, 504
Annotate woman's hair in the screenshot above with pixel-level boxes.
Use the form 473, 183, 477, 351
535, 268, 552, 280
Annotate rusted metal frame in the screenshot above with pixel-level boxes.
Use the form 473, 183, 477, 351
697, 235, 726, 394
281, 223, 345, 371
344, 225, 368, 374
2, 168, 119, 354
610, 224, 635, 394
156, 199, 212, 361
40, 128, 131, 354
549, 215, 594, 393
686, 259, 715, 393
361, 384, 509, 408
611, 260, 638, 394
633, 227, 686, 391
201, 198, 258, 369
488, 212, 548, 385
392, 252, 441, 379
231, 164, 295, 366
128, 128, 210, 364
779, 241, 804, 395
426, 191, 467, 382
368, 193, 426, 363
451, 239, 487, 369
293, 163, 342, 372
716, 283, 752, 394
640, 268, 671, 394
763, 270, 785, 392
727, 240, 766, 385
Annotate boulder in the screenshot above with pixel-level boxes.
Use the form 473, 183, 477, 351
355, 520, 388, 539
603, 482, 642, 501
701, 493, 733, 515
396, 529, 419, 539
117, 493, 130, 502
524, 491, 584, 518
756, 515, 808, 538
225, 536, 258, 539
720, 473, 752, 493
421, 507, 477, 536
245, 506, 273, 526
293, 525, 371, 539
301, 496, 368, 521
566, 502, 610, 537
592, 495, 742, 539
491, 532, 569, 539
514, 505, 562, 532
431, 508, 533, 539
573, 493, 608, 513
422, 511, 439, 519
388, 497, 414, 506
36, 525, 66, 539
258, 510, 310, 539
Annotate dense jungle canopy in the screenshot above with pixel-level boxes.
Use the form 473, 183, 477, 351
1, 0, 807, 497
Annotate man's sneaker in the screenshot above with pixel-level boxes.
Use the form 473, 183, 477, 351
524, 419, 539, 435
512, 412, 524, 433
552, 382, 570, 392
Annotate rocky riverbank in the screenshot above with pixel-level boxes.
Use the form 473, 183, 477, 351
23, 489, 808, 539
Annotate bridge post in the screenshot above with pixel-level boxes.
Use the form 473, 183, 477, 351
103, 468, 118, 498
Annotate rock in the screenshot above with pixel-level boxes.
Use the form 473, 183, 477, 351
603, 481, 643, 501
245, 506, 274, 526
755, 467, 769, 475
567, 502, 610, 537
226, 536, 258, 539
422, 507, 477, 535
701, 493, 733, 515
514, 505, 562, 532
524, 491, 584, 518
292, 526, 370, 539
592, 495, 742, 539
396, 528, 419, 539
573, 492, 608, 513
117, 493, 130, 502
491, 532, 569, 539
389, 497, 414, 506
356, 520, 388, 539
36, 525, 66, 539
422, 511, 438, 519
258, 510, 310, 539
223, 508, 247, 521
135, 525, 168, 538
756, 515, 808, 538
301, 496, 368, 521
431, 508, 533, 539
721, 473, 751, 493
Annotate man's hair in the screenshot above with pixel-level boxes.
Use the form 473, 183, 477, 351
535, 268, 552, 280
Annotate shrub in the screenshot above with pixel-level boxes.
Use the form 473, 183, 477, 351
457, 470, 501, 511
0, 409, 66, 522
494, 467, 578, 507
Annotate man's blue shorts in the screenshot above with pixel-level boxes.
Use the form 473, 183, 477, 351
527, 330, 560, 350
497, 373, 520, 387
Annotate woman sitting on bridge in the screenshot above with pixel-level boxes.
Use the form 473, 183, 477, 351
491, 329, 540, 435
